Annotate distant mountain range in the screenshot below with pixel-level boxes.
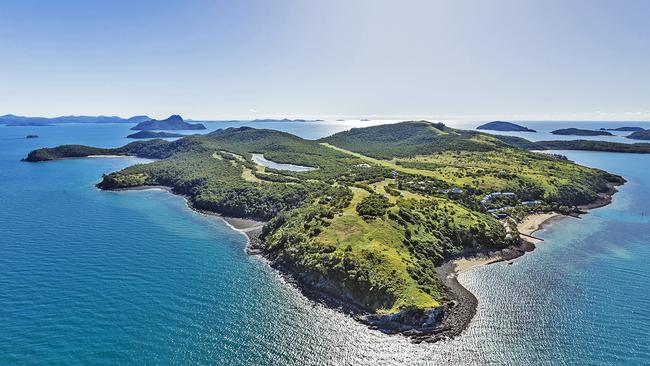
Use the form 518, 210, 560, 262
130, 115, 206, 131
0, 114, 151, 126
476, 121, 536, 132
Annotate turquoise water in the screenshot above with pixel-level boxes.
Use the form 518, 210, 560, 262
1, 122, 649, 365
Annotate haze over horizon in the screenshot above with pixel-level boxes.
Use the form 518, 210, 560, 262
1, 0, 649, 120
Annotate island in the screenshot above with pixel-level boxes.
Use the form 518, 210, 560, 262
250, 118, 323, 123
537, 139, 650, 153
1, 114, 150, 126
127, 131, 186, 139
626, 129, 650, 141
476, 121, 536, 132
25, 135, 39, 139
24, 121, 625, 342
131, 115, 206, 131
551, 128, 613, 136
600, 127, 644, 132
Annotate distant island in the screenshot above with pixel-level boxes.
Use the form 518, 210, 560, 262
626, 129, 650, 141
600, 127, 644, 132
25, 135, 39, 139
250, 118, 323, 123
131, 115, 206, 131
537, 139, 650, 153
127, 131, 186, 139
476, 121, 536, 132
25, 121, 625, 343
551, 128, 612, 136
1, 114, 150, 126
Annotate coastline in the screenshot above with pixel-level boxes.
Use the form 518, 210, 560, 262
431, 181, 623, 342
106, 185, 265, 237
104, 181, 622, 344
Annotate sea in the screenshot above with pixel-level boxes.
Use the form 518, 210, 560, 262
1, 120, 649, 365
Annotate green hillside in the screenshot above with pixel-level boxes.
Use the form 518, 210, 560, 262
24, 122, 623, 319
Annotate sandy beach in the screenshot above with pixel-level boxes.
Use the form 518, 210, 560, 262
451, 212, 562, 274
518, 212, 562, 236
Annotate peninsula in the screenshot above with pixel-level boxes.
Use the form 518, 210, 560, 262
476, 121, 536, 132
131, 115, 206, 131
24, 121, 624, 342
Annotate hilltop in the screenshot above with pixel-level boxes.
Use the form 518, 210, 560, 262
320, 121, 519, 159
131, 115, 206, 131
24, 121, 624, 341
476, 121, 536, 132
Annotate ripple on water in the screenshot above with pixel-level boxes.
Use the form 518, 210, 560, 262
1, 124, 649, 365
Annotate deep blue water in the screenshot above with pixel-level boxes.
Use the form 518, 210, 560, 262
1, 121, 649, 365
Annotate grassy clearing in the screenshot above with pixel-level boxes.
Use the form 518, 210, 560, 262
36, 122, 622, 315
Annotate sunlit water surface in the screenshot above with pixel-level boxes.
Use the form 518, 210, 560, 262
1, 120, 649, 365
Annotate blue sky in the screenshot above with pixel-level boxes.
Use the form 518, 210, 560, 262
1, 0, 649, 120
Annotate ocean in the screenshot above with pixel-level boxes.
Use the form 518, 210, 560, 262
1, 120, 649, 365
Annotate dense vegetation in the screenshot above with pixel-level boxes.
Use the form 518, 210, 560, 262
25, 121, 624, 316
320, 121, 519, 159
537, 140, 650, 153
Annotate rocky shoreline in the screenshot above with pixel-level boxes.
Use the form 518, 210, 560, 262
104, 181, 623, 344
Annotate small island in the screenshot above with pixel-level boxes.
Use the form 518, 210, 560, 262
131, 115, 206, 131
551, 128, 612, 136
24, 121, 625, 343
600, 127, 644, 132
127, 131, 186, 139
476, 121, 536, 132
25, 135, 39, 139
251, 118, 323, 123
626, 129, 650, 141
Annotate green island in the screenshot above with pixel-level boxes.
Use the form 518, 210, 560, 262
24, 121, 625, 341
537, 139, 650, 153
551, 128, 613, 136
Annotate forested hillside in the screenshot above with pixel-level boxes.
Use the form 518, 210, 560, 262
25, 122, 623, 327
